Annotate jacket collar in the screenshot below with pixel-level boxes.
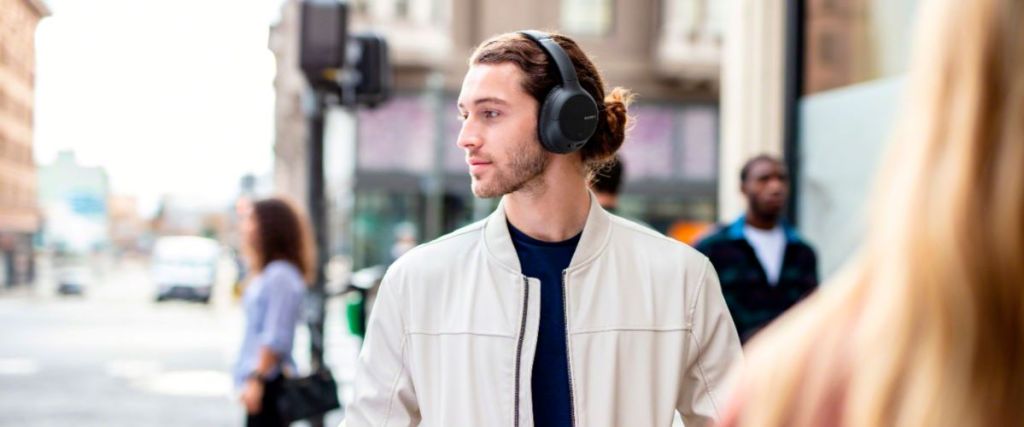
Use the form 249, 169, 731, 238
484, 191, 612, 274
726, 215, 802, 243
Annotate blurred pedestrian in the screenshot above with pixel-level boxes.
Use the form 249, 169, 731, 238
343, 31, 741, 427
232, 196, 255, 297
234, 197, 315, 427
589, 155, 654, 229
589, 154, 624, 212
720, 0, 1024, 425
695, 155, 818, 343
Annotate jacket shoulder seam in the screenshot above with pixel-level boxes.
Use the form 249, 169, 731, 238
382, 333, 410, 424
685, 260, 723, 418
686, 260, 710, 328
687, 329, 723, 418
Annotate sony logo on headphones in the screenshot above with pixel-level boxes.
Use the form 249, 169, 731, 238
583, 115, 597, 120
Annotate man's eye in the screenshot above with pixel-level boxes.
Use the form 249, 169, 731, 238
483, 110, 500, 119
457, 112, 468, 121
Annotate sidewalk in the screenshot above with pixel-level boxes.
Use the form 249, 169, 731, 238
0, 284, 34, 298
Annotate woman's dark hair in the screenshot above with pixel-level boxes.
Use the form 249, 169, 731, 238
248, 197, 315, 284
470, 31, 634, 173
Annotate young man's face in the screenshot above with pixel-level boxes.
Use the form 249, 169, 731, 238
457, 62, 549, 198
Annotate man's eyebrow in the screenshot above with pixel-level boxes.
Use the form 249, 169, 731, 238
457, 97, 509, 109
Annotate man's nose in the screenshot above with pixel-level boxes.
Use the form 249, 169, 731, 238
457, 121, 481, 150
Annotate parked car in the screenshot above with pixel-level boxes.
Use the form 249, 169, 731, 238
151, 236, 220, 303
56, 265, 92, 296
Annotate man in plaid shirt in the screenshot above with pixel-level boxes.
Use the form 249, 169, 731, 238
696, 155, 818, 343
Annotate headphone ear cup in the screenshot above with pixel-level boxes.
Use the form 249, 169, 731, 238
538, 87, 573, 154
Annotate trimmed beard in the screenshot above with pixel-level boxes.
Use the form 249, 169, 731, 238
471, 142, 549, 198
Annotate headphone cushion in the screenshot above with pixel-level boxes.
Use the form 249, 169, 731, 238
539, 87, 571, 153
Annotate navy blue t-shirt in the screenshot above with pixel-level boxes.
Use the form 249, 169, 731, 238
508, 222, 581, 427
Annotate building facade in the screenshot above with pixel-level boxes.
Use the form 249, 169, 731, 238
37, 151, 111, 255
269, 0, 310, 210
0, 0, 49, 287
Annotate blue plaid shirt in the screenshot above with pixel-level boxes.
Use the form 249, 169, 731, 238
695, 216, 818, 343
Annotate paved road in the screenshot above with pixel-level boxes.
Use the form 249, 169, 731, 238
0, 256, 359, 427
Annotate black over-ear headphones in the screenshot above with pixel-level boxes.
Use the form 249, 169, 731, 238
518, 30, 600, 154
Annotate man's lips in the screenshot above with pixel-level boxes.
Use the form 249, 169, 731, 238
467, 158, 492, 174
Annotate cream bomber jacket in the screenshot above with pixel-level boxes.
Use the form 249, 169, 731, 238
342, 195, 742, 427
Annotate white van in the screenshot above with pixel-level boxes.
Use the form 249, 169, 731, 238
151, 236, 220, 303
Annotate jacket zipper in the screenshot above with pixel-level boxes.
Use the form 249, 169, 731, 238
514, 276, 530, 427
562, 270, 577, 427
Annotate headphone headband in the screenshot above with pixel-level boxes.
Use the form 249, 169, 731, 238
518, 30, 581, 88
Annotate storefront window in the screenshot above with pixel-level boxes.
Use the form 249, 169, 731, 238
358, 96, 435, 173
803, 0, 919, 94
796, 0, 920, 277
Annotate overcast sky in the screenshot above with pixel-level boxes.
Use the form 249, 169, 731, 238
34, 0, 286, 216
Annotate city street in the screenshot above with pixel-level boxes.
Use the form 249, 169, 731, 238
0, 256, 358, 427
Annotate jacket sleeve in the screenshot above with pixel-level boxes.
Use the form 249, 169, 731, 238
340, 271, 420, 427
677, 258, 743, 427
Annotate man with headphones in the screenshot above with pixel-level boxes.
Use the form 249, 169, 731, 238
343, 31, 741, 427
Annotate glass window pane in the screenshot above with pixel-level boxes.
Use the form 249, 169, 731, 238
357, 96, 435, 173
619, 104, 675, 180
803, 0, 919, 94
679, 106, 717, 181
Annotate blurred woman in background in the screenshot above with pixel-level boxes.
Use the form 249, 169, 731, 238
234, 197, 315, 427
721, 0, 1024, 425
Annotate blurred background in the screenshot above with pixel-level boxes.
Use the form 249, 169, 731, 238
0, 0, 918, 425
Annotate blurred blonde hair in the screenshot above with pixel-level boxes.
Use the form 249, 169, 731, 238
732, 0, 1024, 425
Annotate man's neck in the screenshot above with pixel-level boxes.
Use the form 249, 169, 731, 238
505, 168, 591, 242
744, 214, 780, 231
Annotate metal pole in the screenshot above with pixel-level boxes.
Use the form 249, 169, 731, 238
782, 0, 805, 225
306, 88, 328, 427
423, 72, 446, 241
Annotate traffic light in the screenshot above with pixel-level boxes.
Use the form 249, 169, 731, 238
299, 0, 348, 89
349, 33, 391, 107
299, 0, 392, 107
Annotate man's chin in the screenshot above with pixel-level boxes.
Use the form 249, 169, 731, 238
755, 210, 784, 223
472, 190, 502, 199
756, 201, 785, 217
471, 181, 502, 199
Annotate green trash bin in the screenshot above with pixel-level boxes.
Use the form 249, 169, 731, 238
345, 291, 366, 338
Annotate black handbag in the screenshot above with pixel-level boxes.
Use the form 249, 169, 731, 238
275, 368, 341, 423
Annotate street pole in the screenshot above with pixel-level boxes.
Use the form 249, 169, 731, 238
424, 71, 446, 241
306, 88, 328, 427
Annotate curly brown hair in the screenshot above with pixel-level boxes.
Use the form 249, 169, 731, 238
246, 197, 316, 285
470, 31, 634, 173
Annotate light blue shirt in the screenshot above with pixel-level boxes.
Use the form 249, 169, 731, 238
233, 260, 306, 388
